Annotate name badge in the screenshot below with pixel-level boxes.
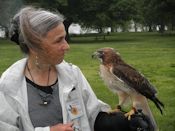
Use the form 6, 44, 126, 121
66, 99, 83, 120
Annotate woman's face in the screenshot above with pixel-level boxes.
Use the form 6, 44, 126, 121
38, 23, 70, 65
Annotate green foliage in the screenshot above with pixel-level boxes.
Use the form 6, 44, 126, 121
0, 33, 175, 130
0, 0, 23, 27
141, 0, 175, 32
1, 0, 175, 36
25, 0, 59, 9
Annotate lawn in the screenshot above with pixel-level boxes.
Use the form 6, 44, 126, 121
0, 32, 175, 131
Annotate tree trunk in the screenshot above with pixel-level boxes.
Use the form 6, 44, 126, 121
63, 20, 72, 42
110, 26, 114, 33
134, 22, 137, 32
5, 26, 9, 38
148, 25, 153, 32
159, 23, 165, 33
171, 17, 175, 31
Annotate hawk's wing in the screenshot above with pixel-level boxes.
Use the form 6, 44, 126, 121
111, 63, 164, 115
111, 63, 157, 99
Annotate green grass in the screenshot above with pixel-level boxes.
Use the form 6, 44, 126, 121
0, 32, 175, 131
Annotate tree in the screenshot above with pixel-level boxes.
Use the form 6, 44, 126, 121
108, 0, 139, 32
141, 0, 175, 33
57, 0, 83, 41
23, 0, 142, 37
79, 0, 111, 33
25, 0, 83, 41
0, 0, 24, 38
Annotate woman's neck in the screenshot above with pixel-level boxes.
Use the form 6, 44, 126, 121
25, 56, 58, 86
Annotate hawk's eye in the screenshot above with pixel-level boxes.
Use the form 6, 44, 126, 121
98, 51, 104, 58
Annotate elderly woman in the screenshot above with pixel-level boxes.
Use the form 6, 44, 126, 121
0, 6, 151, 131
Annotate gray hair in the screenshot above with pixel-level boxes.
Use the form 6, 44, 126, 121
9, 6, 65, 54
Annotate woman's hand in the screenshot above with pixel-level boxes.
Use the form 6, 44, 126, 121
50, 122, 74, 131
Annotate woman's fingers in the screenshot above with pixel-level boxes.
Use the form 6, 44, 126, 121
50, 122, 74, 131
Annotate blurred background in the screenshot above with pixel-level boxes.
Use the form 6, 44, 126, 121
0, 0, 175, 40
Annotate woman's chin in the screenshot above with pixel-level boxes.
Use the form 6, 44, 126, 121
56, 59, 64, 65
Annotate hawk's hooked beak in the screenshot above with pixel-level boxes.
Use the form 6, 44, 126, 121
92, 51, 103, 59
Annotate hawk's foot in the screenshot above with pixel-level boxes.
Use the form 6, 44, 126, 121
124, 107, 136, 120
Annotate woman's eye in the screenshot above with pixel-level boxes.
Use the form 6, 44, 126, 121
56, 40, 61, 43
55, 37, 65, 43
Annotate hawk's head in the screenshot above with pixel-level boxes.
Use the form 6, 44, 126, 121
92, 47, 122, 65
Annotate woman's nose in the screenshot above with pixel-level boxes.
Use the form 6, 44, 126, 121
63, 40, 70, 52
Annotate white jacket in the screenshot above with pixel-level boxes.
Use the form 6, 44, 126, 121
0, 58, 110, 131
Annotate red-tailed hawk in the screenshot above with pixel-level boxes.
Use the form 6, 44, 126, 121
92, 47, 164, 131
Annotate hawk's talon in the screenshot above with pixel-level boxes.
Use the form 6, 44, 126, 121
124, 107, 136, 120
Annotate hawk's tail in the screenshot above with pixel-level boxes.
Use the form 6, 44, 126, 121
152, 96, 164, 115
